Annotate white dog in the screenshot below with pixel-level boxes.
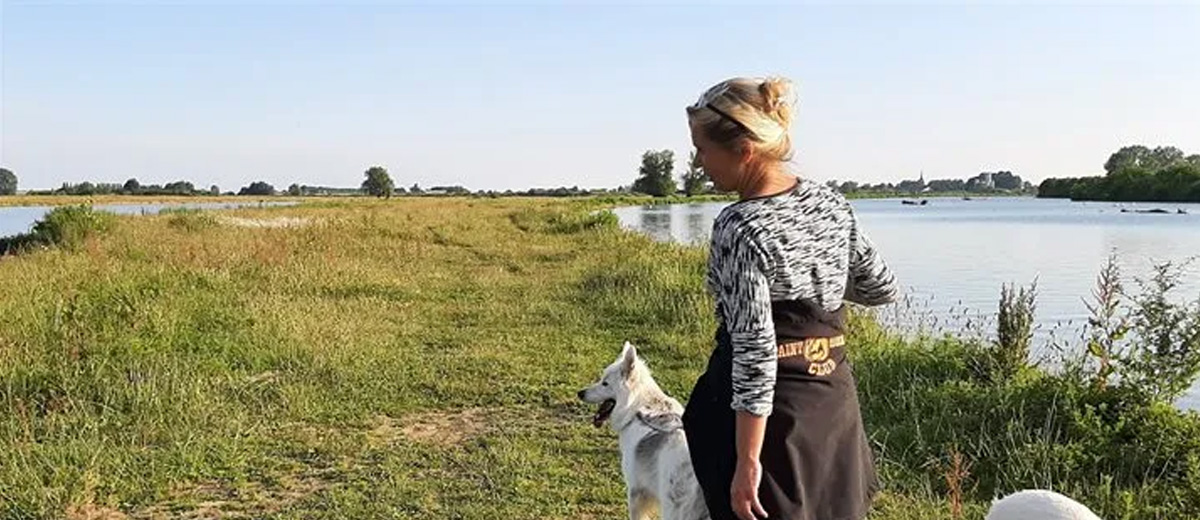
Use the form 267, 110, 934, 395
578, 341, 711, 520
986, 489, 1102, 520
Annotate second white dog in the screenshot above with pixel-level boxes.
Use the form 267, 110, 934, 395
985, 489, 1102, 520
578, 341, 711, 520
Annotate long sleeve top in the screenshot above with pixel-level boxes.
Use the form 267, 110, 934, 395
706, 178, 898, 416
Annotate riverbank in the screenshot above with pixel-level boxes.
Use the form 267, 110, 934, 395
0, 188, 1026, 209
1, 197, 1196, 519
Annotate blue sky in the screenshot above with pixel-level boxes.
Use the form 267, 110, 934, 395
2, 2, 1199, 192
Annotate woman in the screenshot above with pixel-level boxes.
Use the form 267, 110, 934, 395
681, 76, 898, 520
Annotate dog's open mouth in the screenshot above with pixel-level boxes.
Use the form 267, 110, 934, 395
592, 399, 616, 427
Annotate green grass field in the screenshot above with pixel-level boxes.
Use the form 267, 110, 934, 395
2, 197, 1198, 519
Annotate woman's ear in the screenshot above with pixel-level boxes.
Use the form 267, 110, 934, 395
737, 142, 756, 167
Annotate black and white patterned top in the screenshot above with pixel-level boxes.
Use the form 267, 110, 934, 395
707, 177, 898, 416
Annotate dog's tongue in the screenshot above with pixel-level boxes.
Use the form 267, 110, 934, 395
592, 399, 616, 428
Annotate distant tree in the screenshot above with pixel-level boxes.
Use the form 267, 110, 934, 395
163, 181, 195, 195
410, 183, 423, 195
838, 181, 860, 193
681, 150, 709, 196
1041, 145, 1200, 202
1150, 146, 1186, 170
993, 171, 1023, 191
1038, 178, 1069, 198
1153, 163, 1200, 202
0, 168, 16, 195
123, 178, 141, 194
631, 149, 677, 197
897, 179, 925, 193
1104, 145, 1153, 175
238, 181, 276, 196
362, 166, 395, 199
287, 183, 302, 196
1103, 145, 1189, 176
927, 179, 966, 192
210, 185, 221, 196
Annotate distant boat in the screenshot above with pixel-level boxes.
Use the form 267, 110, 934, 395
1121, 208, 1172, 214
901, 199, 929, 206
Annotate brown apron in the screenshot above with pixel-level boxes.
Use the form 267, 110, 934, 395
682, 299, 879, 520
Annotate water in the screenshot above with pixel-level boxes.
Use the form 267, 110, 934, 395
0, 201, 296, 238
612, 196, 1200, 407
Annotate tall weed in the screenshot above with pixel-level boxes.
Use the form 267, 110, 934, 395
1117, 260, 1200, 402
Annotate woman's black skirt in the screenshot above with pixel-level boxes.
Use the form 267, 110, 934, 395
682, 319, 879, 520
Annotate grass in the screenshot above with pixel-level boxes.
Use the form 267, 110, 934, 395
0, 197, 1197, 519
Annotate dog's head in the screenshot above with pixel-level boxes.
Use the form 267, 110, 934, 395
577, 341, 641, 428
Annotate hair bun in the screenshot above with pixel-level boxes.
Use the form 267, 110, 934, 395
758, 76, 795, 129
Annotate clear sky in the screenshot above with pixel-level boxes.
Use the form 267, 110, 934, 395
2, 2, 1199, 192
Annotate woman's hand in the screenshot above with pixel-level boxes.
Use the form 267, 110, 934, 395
732, 410, 769, 519
731, 458, 768, 520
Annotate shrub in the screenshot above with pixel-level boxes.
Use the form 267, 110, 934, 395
1116, 260, 1200, 402
970, 280, 1037, 383
30, 205, 116, 251
1, 206, 118, 255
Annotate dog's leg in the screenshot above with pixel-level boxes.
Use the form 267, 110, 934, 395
628, 490, 653, 520
659, 500, 678, 520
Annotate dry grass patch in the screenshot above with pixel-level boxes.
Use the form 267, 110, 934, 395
372, 408, 493, 449
130, 470, 336, 520
66, 504, 130, 520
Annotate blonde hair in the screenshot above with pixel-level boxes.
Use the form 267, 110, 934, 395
686, 76, 796, 162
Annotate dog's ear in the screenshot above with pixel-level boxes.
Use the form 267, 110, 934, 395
621, 341, 637, 376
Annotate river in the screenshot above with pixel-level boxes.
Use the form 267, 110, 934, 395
0, 201, 295, 238
612, 196, 1200, 408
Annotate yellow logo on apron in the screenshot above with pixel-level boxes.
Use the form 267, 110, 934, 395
804, 338, 837, 376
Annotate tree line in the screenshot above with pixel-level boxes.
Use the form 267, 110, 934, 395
19, 179, 274, 197
628, 149, 1036, 198
833, 171, 1032, 196
1038, 146, 1200, 202
0, 166, 631, 199
1, 157, 1037, 201
0, 166, 401, 198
